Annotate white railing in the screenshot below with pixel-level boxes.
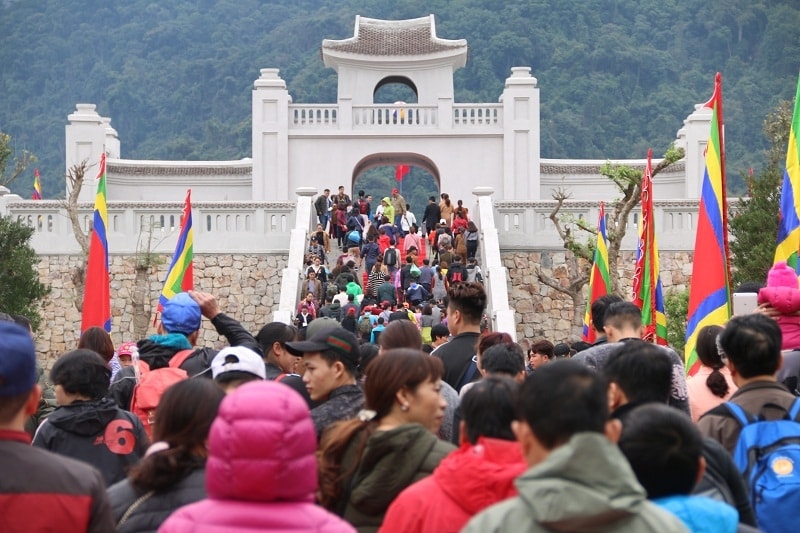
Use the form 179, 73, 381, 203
493, 200, 714, 252
1, 199, 295, 255
352, 105, 438, 128
453, 104, 503, 127
290, 105, 339, 128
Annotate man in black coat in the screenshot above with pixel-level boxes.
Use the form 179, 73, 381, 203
422, 196, 441, 236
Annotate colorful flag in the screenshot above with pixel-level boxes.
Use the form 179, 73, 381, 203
773, 73, 800, 272
632, 149, 668, 345
395, 165, 410, 182
685, 73, 732, 376
81, 153, 111, 332
32, 168, 42, 200
157, 189, 194, 314
582, 202, 612, 343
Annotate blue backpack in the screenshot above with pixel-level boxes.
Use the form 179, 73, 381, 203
725, 398, 800, 533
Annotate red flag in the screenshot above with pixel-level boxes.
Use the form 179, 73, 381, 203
395, 165, 410, 182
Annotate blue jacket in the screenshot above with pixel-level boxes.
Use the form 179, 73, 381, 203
655, 495, 738, 533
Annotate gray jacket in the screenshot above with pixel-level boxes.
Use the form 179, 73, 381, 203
462, 433, 689, 533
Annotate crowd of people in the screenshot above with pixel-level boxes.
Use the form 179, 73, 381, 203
3, 193, 800, 532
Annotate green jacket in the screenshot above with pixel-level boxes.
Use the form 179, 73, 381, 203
337, 423, 455, 533
462, 433, 689, 533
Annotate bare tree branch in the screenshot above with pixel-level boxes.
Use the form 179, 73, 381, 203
59, 161, 90, 256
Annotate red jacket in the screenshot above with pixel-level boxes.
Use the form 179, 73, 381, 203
380, 437, 526, 533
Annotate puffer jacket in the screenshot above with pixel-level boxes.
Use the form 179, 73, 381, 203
758, 286, 800, 349
159, 381, 354, 533
108, 468, 206, 533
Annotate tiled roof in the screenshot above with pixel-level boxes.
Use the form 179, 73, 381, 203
107, 164, 251, 176
323, 15, 466, 56
540, 161, 685, 174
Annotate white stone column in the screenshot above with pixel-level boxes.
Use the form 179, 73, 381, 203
473, 187, 516, 340
677, 104, 712, 200
500, 67, 540, 201
252, 69, 291, 202
65, 104, 106, 202
275, 187, 317, 325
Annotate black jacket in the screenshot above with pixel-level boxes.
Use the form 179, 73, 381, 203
422, 203, 441, 230
108, 467, 206, 533
32, 398, 149, 486
108, 312, 261, 410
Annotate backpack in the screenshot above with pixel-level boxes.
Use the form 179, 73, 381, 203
466, 265, 483, 283
130, 349, 192, 439
724, 398, 800, 532
358, 198, 369, 215
384, 248, 398, 267
358, 315, 373, 335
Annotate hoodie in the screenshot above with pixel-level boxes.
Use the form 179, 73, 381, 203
654, 495, 738, 533
463, 433, 689, 533
32, 398, 149, 486
380, 437, 526, 533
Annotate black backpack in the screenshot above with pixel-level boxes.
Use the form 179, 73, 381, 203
384, 248, 398, 267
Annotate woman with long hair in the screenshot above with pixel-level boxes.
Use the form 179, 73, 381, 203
686, 324, 737, 422
318, 349, 455, 531
108, 379, 225, 532
464, 221, 479, 260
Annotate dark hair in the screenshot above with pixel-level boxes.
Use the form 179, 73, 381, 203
603, 301, 643, 331
696, 325, 728, 398
447, 282, 486, 323
461, 376, 518, 444
553, 343, 571, 358
51, 349, 111, 400
618, 404, 703, 499
256, 322, 297, 357
733, 281, 765, 293
590, 294, 624, 332
129, 379, 225, 491
718, 313, 782, 378
602, 340, 672, 407
77, 326, 115, 362
318, 349, 443, 509
359, 343, 380, 372
422, 304, 432, 316
431, 323, 450, 341
481, 344, 525, 376
517, 360, 607, 449
571, 341, 591, 353
477, 331, 514, 356
529, 339, 554, 359
379, 320, 422, 350
12, 314, 32, 331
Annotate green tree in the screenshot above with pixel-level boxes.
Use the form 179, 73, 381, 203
665, 288, 689, 356
730, 100, 792, 287
0, 216, 50, 330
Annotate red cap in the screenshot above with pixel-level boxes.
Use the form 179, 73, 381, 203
392, 188, 399, 194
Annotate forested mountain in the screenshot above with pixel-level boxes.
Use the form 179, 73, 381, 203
1, 0, 798, 198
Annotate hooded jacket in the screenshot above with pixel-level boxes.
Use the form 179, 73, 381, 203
654, 495, 739, 533
462, 433, 689, 533
334, 423, 456, 533
108, 312, 261, 410
380, 437, 526, 533
32, 398, 149, 486
160, 381, 354, 533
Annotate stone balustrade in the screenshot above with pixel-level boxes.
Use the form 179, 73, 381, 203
0, 199, 295, 255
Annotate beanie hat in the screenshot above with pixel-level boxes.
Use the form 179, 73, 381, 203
767, 261, 799, 289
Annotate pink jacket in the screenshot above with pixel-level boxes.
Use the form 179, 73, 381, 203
686, 365, 737, 422
759, 286, 800, 349
159, 381, 354, 533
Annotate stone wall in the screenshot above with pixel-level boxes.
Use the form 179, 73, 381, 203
504, 250, 692, 343
35, 253, 287, 370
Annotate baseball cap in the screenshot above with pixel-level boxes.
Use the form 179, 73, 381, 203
305, 317, 341, 339
392, 188, 399, 194
161, 292, 202, 335
0, 322, 38, 397
285, 327, 359, 367
117, 341, 138, 357
211, 346, 266, 380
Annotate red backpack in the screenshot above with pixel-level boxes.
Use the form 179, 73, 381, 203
358, 198, 369, 215
130, 349, 193, 439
